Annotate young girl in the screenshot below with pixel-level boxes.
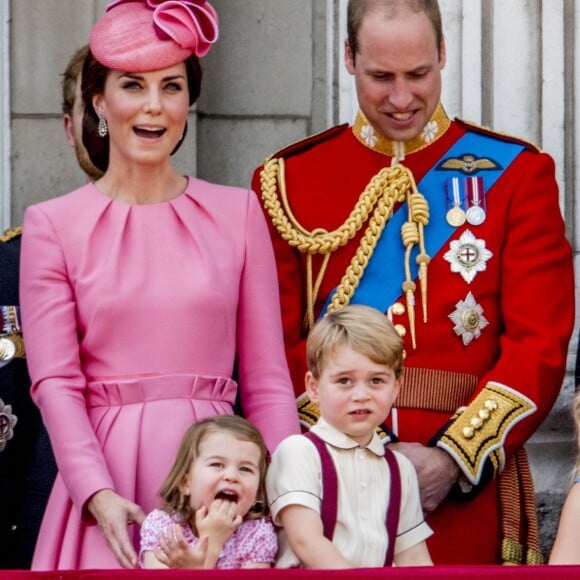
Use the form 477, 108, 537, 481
140, 415, 276, 569
549, 391, 580, 564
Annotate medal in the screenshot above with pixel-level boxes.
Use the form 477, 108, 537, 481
447, 206, 466, 227
0, 306, 21, 335
449, 291, 489, 346
466, 205, 485, 225
0, 337, 15, 362
465, 177, 486, 226
444, 230, 493, 284
0, 396, 18, 452
446, 177, 466, 227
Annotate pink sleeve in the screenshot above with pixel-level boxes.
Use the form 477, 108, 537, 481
20, 205, 114, 514
139, 510, 173, 559
236, 192, 300, 452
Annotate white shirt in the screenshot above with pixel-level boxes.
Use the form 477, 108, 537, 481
266, 418, 433, 568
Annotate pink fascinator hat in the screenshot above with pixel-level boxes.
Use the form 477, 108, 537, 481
90, 0, 219, 72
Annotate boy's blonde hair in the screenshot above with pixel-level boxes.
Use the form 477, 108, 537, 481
159, 415, 269, 532
306, 304, 404, 379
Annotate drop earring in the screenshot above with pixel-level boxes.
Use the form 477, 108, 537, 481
98, 115, 108, 138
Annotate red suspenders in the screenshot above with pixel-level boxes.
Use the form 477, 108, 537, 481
304, 431, 401, 566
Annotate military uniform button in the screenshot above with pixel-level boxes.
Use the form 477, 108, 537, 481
394, 324, 407, 338
479, 409, 490, 420
391, 302, 406, 316
485, 399, 498, 411
470, 417, 483, 429
462, 426, 475, 439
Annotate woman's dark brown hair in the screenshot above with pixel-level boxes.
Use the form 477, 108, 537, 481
81, 50, 203, 173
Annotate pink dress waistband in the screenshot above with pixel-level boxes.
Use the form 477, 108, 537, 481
85, 373, 238, 408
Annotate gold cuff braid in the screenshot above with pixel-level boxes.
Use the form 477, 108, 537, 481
437, 383, 536, 484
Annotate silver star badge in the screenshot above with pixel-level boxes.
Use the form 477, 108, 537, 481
0, 397, 17, 452
449, 292, 489, 346
443, 230, 493, 284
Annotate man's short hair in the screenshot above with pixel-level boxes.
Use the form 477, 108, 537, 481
347, 0, 442, 59
61, 45, 90, 116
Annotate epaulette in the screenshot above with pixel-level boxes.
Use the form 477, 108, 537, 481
265, 124, 349, 162
456, 118, 541, 154
0, 226, 22, 243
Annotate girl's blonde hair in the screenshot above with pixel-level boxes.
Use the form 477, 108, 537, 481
307, 304, 404, 379
159, 415, 269, 530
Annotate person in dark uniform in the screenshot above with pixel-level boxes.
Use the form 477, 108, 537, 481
0, 226, 57, 569
0, 44, 102, 569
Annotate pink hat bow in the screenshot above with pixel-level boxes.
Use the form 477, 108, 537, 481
106, 0, 219, 57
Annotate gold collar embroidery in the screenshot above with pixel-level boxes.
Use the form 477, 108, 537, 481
352, 103, 451, 158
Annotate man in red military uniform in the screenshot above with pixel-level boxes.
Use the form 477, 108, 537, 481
253, 0, 574, 565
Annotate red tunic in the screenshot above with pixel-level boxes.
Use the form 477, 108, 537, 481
253, 108, 574, 564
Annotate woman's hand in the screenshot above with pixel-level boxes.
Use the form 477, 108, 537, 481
87, 488, 146, 568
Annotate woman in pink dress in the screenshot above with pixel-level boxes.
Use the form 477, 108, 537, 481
19, 0, 300, 570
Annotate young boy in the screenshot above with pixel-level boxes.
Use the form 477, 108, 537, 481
266, 305, 433, 568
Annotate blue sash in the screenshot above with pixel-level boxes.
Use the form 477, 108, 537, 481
322, 131, 525, 315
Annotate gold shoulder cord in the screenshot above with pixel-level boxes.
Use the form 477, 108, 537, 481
0, 225, 22, 243
260, 158, 430, 348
